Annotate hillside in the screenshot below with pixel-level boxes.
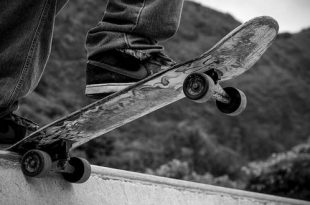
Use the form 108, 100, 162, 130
18, 0, 310, 179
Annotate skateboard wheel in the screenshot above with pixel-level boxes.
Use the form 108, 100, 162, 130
216, 87, 247, 116
21, 149, 52, 178
183, 73, 215, 103
62, 157, 91, 183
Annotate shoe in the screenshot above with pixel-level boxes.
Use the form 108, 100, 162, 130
0, 113, 38, 148
85, 49, 175, 99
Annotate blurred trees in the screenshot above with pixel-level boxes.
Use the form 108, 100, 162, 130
244, 142, 310, 200
146, 159, 241, 189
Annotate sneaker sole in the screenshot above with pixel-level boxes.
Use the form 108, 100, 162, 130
85, 83, 134, 95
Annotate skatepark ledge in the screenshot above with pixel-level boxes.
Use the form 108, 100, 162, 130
0, 153, 309, 205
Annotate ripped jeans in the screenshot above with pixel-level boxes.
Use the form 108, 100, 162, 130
0, 0, 184, 117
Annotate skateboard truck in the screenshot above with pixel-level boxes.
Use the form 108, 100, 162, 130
20, 140, 91, 183
183, 71, 247, 116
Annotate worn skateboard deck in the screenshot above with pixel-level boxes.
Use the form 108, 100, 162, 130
7, 16, 278, 155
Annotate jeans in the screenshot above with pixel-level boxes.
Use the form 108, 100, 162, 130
0, 0, 184, 117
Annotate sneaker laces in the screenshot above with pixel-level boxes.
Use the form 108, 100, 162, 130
119, 48, 175, 67
142, 51, 176, 75
146, 51, 176, 66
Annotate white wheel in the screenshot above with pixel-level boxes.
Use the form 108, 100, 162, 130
183, 73, 215, 103
21, 149, 52, 178
62, 157, 91, 183
216, 87, 247, 116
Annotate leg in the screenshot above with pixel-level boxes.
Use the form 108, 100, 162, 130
0, 0, 68, 118
86, 0, 184, 57
0, 0, 68, 146
0, 0, 65, 117
85, 0, 184, 97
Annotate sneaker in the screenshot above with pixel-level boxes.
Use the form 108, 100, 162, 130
85, 49, 175, 99
0, 113, 38, 148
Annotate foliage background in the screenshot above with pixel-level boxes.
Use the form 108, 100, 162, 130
17, 0, 310, 200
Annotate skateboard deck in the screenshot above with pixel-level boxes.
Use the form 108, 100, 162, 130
6, 16, 278, 183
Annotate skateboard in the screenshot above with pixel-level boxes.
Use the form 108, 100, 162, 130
6, 16, 278, 183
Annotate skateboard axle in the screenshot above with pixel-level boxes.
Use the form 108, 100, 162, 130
212, 84, 231, 104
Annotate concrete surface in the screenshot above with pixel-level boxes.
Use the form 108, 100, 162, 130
0, 153, 309, 205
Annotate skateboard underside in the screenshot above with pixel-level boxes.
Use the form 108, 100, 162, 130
8, 16, 279, 156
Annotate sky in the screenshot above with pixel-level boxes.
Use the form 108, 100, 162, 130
192, 0, 310, 33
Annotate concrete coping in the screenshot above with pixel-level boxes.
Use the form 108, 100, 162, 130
0, 151, 309, 205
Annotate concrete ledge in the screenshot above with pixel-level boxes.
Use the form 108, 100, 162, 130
0, 155, 308, 205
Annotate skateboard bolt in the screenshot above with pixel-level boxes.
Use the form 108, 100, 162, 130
30, 160, 36, 167
193, 83, 199, 89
